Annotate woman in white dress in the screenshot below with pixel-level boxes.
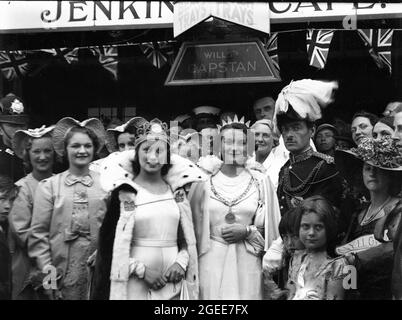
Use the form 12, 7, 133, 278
190, 115, 281, 299
91, 118, 207, 300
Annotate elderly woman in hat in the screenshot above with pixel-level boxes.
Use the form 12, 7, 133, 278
8, 125, 55, 300
338, 136, 402, 300
190, 115, 281, 300
91, 118, 206, 300
28, 117, 108, 300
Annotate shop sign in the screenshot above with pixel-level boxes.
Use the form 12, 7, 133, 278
173, 2, 270, 37
165, 40, 280, 85
1, 2, 402, 34
0, 1, 174, 33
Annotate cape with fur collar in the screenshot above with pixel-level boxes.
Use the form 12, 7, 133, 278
90, 150, 207, 300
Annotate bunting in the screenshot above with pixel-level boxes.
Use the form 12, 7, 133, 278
0, 51, 30, 80
40, 47, 80, 64
263, 33, 279, 72
306, 29, 335, 69
139, 41, 175, 69
90, 46, 119, 80
358, 29, 394, 73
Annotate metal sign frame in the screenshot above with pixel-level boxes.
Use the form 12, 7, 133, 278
165, 39, 281, 86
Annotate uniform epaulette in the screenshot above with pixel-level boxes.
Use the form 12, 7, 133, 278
312, 151, 335, 164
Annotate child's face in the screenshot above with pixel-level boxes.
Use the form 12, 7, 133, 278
0, 191, 15, 224
282, 233, 304, 254
299, 212, 327, 252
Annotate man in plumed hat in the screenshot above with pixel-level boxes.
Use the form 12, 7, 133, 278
274, 80, 343, 215
0, 93, 29, 182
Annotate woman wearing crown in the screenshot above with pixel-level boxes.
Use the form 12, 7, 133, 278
28, 117, 108, 300
190, 115, 281, 299
90, 118, 207, 300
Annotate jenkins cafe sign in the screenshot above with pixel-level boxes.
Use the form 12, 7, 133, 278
1, 2, 402, 34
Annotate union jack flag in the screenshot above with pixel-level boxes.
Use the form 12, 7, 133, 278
306, 29, 335, 69
0, 51, 30, 80
40, 48, 80, 64
263, 33, 279, 72
358, 29, 394, 73
90, 46, 119, 80
139, 41, 175, 69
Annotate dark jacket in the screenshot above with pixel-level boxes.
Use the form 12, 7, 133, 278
0, 140, 25, 182
277, 148, 343, 215
0, 227, 11, 300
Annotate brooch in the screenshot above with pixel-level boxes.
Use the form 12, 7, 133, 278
290, 196, 304, 207
123, 201, 136, 211
174, 189, 185, 203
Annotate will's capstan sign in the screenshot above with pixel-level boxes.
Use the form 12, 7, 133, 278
165, 40, 280, 85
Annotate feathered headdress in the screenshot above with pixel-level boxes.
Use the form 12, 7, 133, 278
274, 79, 338, 129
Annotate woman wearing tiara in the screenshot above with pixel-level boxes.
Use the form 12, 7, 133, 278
190, 115, 281, 299
90, 118, 207, 300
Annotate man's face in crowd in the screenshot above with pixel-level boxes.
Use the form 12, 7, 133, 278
253, 123, 274, 156
315, 128, 336, 153
196, 116, 217, 132
351, 116, 373, 145
0, 123, 28, 148
281, 120, 314, 155
392, 112, 402, 153
253, 97, 275, 121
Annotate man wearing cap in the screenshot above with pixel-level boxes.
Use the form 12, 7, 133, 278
0, 93, 29, 182
315, 124, 339, 156
274, 80, 343, 215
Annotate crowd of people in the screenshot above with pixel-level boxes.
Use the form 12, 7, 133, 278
0, 78, 402, 300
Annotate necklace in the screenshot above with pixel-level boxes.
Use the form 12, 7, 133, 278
210, 173, 255, 224
360, 196, 391, 226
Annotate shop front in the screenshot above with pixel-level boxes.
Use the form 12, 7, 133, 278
1, 1, 402, 128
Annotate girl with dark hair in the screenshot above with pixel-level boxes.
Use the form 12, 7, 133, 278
339, 136, 402, 300
8, 126, 55, 300
191, 115, 281, 300
91, 118, 206, 300
28, 118, 108, 300
287, 195, 346, 300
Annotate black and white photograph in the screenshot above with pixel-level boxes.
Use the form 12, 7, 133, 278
1, 0, 402, 305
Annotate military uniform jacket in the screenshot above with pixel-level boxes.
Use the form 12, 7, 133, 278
0, 140, 25, 182
277, 148, 343, 215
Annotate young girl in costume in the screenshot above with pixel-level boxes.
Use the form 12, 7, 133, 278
191, 115, 281, 300
91, 118, 206, 300
287, 195, 346, 300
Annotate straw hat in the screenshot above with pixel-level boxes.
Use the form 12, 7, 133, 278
105, 117, 147, 153
12, 125, 54, 159
52, 117, 106, 156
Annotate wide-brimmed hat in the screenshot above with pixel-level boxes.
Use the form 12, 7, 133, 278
134, 118, 169, 148
0, 93, 29, 125
105, 117, 147, 153
12, 125, 54, 159
52, 117, 106, 156
343, 136, 402, 171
